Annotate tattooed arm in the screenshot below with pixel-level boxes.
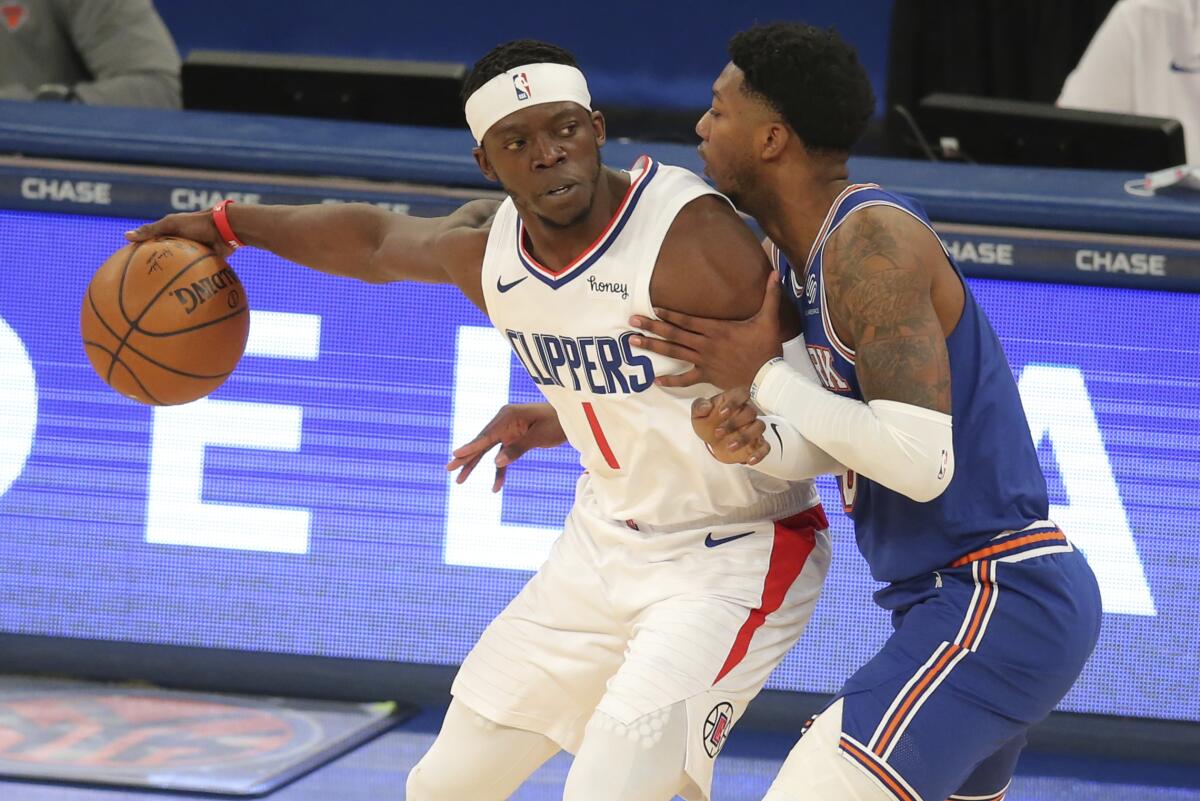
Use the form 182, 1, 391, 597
822, 206, 955, 411
749, 205, 961, 501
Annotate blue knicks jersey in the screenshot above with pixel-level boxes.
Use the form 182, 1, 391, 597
774, 184, 1049, 583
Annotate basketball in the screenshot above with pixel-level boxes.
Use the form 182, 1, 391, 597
80, 237, 250, 405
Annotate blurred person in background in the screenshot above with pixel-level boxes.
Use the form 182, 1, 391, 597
1058, 0, 1200, 162
0, 0, 180, 107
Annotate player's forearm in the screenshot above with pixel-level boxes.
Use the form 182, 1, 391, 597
226, 203, 396, 282
747, 415, 845, 480
745, 334, 844, 480
751, 359, 955, 502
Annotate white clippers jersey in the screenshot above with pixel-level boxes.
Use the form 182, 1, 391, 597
480, 156, 819, 527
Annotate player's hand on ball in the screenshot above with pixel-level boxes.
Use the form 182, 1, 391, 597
81, 237, 248, 405
125, 211, 234, 258
446, 402, 568, 492
692, 387, 770, 466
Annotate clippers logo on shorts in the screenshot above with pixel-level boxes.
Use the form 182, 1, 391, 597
513, 72, 531, 101
702, 702, 734, 758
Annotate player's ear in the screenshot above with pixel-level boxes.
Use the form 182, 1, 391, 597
473, 145, 499, 183
590, 110, 607, 147
760, 121, 789, 161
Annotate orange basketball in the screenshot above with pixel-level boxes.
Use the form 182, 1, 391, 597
80, 237, 250, 405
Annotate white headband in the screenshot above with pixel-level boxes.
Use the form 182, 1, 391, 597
464, 62, 592, 144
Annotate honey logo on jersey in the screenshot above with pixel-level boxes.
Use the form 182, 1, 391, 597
586, 275, 628, 299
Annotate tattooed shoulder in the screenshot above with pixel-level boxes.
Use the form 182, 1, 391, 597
822, 207, 951, 412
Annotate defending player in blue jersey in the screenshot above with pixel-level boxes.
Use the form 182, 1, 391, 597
628, 22, 1104, 801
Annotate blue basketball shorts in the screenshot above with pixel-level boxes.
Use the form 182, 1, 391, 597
831, 528, 1102, 801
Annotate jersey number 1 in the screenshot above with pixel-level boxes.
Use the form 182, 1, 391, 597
582, 402, 621, 470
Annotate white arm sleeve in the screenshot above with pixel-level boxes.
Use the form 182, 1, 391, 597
750, 414, 846, 480
751, 358, 955, 502
744, 335, 845, 481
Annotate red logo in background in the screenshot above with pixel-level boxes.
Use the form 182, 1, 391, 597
0, 693, 319, 769
1, 2, 27, 32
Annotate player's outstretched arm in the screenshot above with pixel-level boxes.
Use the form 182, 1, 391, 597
446, 403, 568, 493
125, 199, 498, 288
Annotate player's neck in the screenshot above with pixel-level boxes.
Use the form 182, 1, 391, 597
757, 166, 851, 268
520, 167, 628, 273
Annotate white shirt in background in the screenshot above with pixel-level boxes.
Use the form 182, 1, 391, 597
1058, 0, 1200, 163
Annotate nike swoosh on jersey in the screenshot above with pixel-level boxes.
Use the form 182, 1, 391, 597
704, 530, 755, 547
770, 422, 784, 455
497, 275, 529, 293
1170, 56, 1200, 73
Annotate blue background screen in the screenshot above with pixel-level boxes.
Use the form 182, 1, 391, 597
0, 210, 1196, 722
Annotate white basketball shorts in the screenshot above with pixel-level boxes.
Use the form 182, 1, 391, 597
452, 476, 831, 800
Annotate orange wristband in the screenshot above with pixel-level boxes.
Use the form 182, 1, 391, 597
211, 199, 244, 250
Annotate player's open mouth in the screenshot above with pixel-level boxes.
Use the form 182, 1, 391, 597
545, 184, 574, 197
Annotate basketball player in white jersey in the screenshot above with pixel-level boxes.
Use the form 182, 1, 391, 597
127, 39, 836, 801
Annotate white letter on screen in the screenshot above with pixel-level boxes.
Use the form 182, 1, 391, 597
0, 317, 37, 496
1019, 364, 1156, 616
444, 326, 558, 570
146, 311, 320, 553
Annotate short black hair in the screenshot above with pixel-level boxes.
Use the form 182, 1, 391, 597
729, 22, 875, 153
461, 39, 580, 106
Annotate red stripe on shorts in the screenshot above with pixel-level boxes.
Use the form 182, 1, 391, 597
712, 505, 826, 684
